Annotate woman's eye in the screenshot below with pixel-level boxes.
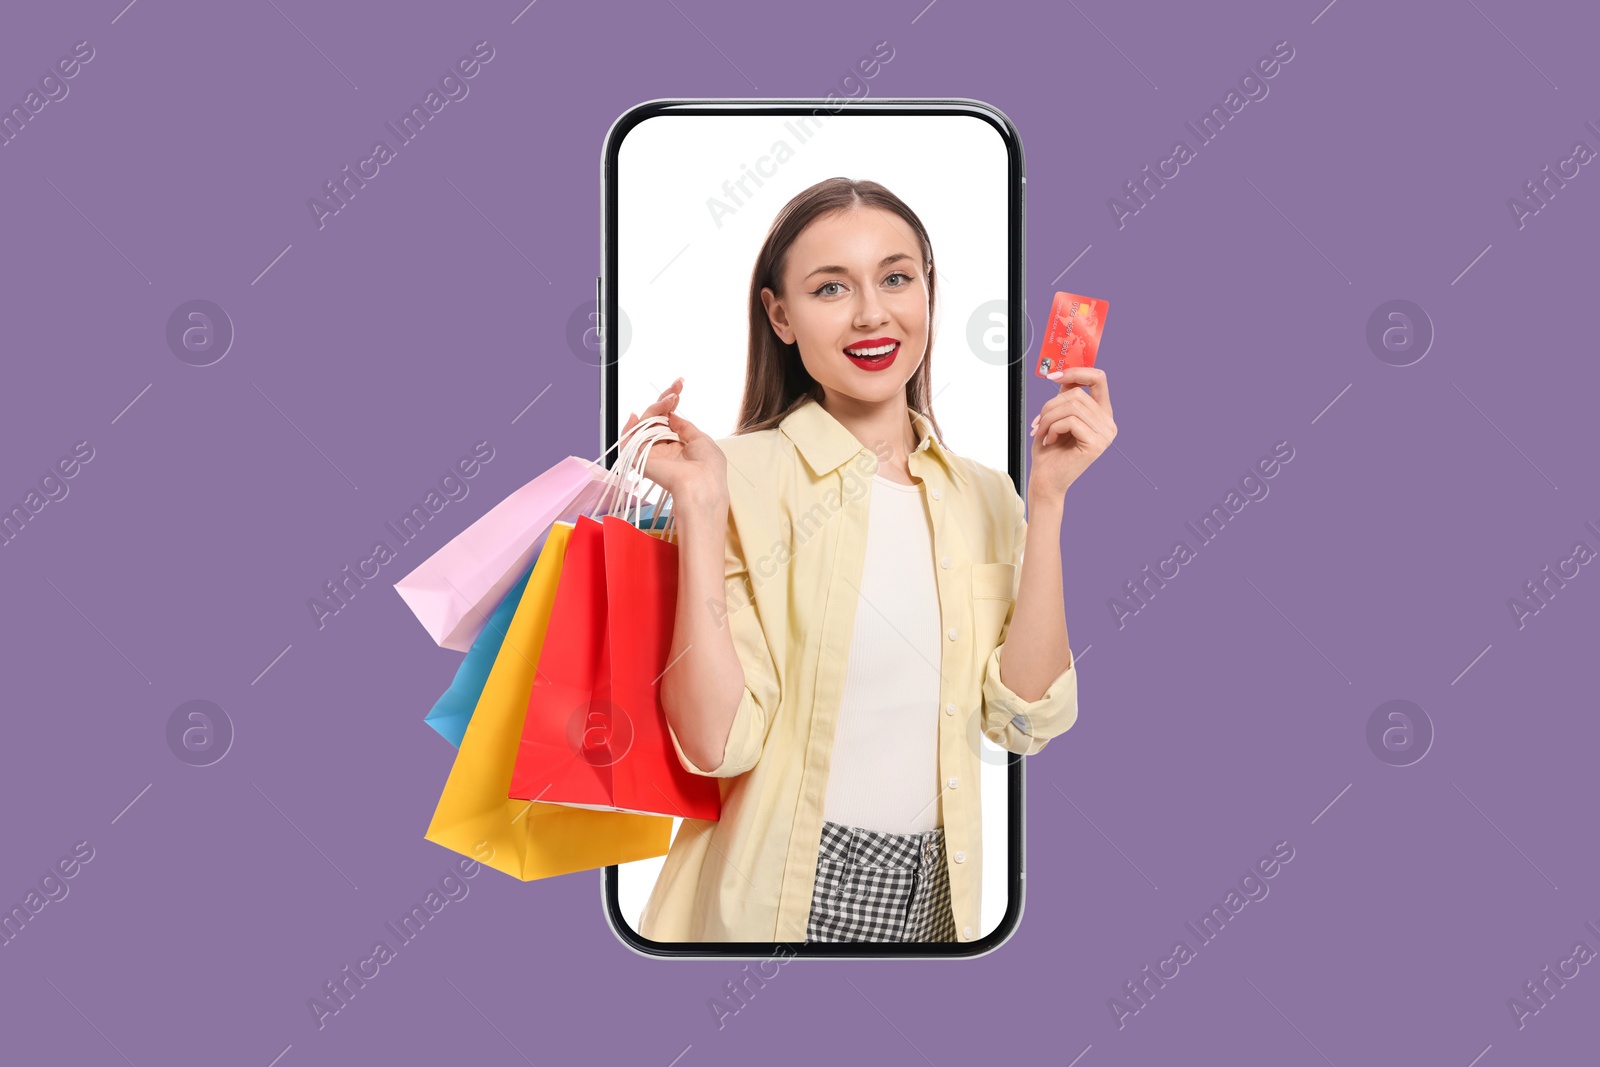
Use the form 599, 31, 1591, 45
814, 272, 912, 297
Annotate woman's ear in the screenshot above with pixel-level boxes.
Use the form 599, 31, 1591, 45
760, 287, 794, 345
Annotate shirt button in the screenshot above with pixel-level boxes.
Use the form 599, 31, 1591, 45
948, 777, 959, 789
947, 628, 957, 641
931, 488, 942, 500
963, 925, 974, 939
940, 556, 950, 569
954, 850, 966, 863
945, 703, 955, 716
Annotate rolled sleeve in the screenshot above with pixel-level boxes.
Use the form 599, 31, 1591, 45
665, 506, 780, 778
979, 476, 1080, 756
981, 640, 1078, 756
668, 682, 766, 777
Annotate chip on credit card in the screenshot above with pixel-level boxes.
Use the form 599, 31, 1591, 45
1035, 291, 1109, 379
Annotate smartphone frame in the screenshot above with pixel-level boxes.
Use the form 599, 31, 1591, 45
599, 97, 1029, 959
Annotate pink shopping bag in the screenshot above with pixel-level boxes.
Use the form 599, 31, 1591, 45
394, 455, 612, 651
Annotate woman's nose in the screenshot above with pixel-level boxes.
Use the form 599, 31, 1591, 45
854, 293, 889, 328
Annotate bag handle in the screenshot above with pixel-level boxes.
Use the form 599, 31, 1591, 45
591, 414, 668, 519
618, 421, 679, 544
631, 458, 678, 544
592, 412, 652, 521
593, 415, 679, 541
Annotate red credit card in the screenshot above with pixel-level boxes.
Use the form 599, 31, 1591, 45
1035, 291, 1109, 379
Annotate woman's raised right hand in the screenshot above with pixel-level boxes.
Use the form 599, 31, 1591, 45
623, 377, 729, 510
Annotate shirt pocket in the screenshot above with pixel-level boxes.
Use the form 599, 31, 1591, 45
970, 561, 1018, 652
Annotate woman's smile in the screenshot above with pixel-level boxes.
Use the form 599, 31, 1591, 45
843, 337, 900, 371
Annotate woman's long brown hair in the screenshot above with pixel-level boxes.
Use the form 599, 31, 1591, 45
735, 177, 946, 446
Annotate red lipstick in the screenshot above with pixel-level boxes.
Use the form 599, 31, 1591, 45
843, 337, 900, 372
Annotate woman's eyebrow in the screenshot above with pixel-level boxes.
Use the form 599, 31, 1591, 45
803, 252, 914, 281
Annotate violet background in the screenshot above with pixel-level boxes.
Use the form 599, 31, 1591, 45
1, 1, 1596, 1064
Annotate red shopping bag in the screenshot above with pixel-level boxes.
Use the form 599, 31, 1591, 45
508, 513, 720, 821
599, 512, 720, 820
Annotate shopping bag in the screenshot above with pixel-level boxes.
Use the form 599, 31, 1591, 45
423, 561, 534, 747
424, 521, 672, 879
509, 417, 720, 821
599, 508, 721, 818
395, 455, 612, 651
422, 503, 670, 748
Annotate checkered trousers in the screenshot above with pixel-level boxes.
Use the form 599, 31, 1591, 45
804, 820, 958, 943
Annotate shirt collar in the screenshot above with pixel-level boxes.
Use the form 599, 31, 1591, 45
778, 396, 966, 487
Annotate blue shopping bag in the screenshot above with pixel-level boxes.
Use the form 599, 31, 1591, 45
423, 562, 534, 746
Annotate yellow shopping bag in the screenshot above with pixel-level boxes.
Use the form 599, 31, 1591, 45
425, 521, 672, 878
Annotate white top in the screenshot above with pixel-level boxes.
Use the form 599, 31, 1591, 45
821, 472, 944, 833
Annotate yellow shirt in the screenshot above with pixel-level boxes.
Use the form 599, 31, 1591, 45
637, 396, 1080, 943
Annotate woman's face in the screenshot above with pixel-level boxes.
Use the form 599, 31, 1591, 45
761, 205, 929, 406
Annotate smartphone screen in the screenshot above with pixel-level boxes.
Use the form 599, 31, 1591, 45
600, 100, 1027, 957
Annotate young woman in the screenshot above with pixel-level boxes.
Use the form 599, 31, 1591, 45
629, 177, 1115, 944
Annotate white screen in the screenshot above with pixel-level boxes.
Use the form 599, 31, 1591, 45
613, 109, 1015, 942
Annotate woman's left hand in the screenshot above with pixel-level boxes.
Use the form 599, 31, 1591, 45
1028, 366, 1116, 502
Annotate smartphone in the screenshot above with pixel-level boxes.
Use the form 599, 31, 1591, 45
599, 98, 1029, 959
